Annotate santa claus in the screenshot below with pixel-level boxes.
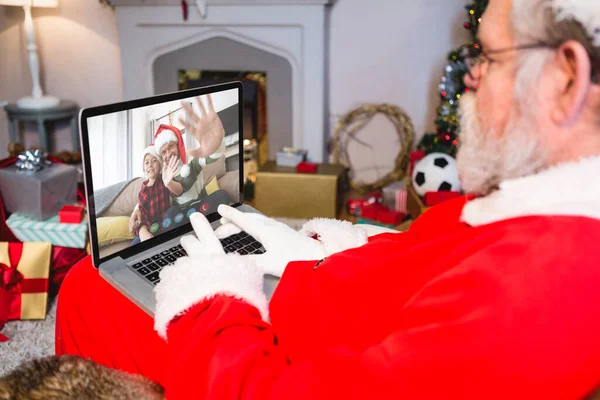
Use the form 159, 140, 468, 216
57, 0, 600, 399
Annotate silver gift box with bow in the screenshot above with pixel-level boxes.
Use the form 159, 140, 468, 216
0, 154, 78, 221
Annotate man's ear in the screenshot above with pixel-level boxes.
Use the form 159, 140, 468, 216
551, 40, 593, 126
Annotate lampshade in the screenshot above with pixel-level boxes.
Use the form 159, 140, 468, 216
0, 0, 58, 7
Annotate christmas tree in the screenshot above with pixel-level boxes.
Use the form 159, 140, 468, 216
417, 0, 489, 157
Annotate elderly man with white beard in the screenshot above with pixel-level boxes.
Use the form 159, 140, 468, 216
55, 0, 600, 399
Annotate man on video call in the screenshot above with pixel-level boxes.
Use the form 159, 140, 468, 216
57, 0, 600, 398
129, 94, 228, 235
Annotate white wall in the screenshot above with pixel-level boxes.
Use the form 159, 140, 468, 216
87, 111, 129, 190
0, 0, 122, 158
131, 107, 150, 179
1, 1, 468, 186
329, 0, 469, 182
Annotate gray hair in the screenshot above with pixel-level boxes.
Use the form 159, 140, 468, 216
511, 0, 600, 83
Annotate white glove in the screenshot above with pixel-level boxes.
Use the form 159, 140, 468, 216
154, 212, 268, 339
214, 205, 369, 277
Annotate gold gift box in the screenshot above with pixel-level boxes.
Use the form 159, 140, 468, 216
0, 241, 52, 320
254, 161, 347, 219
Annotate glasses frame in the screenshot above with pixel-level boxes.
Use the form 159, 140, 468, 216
463, 42, 599, 84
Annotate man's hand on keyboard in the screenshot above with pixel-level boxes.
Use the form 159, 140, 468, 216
216, 205, 368, 277
179, 212, 226, 257
154, 211, 268, 336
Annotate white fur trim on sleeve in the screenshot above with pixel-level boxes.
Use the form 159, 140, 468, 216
153, 254, 269, 340
180, 164, 191, 178
299, 218, 368, 257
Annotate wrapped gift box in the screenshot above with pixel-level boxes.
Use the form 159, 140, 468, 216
382, 181, 408, 213
254, 161, 347, 219
376, 209, 406, 226
360, 203, 405, 226
296, 161, 318, 174
59, 204, 85, 224
0, 163, 78, 220
0, 241, 52, 320
7, 212, 88, 249
276, 148, 308, 168
424, 191, 461, 206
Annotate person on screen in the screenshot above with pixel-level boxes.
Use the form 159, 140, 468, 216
129, 94, 227, 233
130, 145, 175, 246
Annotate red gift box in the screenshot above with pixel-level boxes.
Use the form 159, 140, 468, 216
424, 191, 461, 206
361, 203, 406, 225
346, 192, 383, 217
375, 209, 406, 226
296, 161, 318, 174
58, 205, 85, 224
361, 203, 385, 220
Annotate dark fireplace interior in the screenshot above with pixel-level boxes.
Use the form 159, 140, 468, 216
178, 70, 267, 166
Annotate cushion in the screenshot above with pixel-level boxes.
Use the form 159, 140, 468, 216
96, 216, 135, 247
205, 176, 220, 195
217, 171, 240, 203
202, 155, 226, 184
101, 178, 144, 218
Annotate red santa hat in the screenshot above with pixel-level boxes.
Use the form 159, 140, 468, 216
154, 124, 187, 165
153, 124, 190, 178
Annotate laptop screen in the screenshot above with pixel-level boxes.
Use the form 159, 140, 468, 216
85, 86, 242, 261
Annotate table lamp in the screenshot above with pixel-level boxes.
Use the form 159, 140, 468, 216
0, 0, 59, 109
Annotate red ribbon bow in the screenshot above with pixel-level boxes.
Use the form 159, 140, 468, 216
0, 262, 22, 290
0, 263, 22, 342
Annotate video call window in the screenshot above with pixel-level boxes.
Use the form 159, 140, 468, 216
87, 88, 241, 259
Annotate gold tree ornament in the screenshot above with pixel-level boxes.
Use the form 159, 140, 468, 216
330, 104, 415, 194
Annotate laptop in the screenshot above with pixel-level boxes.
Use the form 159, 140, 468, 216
79, 81, 279, 316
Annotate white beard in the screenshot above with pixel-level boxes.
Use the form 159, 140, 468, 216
456, 54, 553, 196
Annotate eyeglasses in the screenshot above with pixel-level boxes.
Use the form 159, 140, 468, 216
461, 43, 599, 84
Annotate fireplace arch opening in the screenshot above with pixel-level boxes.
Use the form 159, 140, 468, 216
152, 35, 293, 162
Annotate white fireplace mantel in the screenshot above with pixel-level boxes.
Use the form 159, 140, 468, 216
112, 0, 333, 162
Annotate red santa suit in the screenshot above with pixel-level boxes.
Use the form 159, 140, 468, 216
56, 156, 600, 399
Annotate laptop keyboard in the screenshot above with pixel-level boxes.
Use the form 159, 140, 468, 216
130, 231, 265, 285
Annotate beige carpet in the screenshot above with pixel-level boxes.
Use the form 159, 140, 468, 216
0, 218, 307, 377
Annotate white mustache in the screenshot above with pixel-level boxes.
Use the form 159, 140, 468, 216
456, 90, 549, 196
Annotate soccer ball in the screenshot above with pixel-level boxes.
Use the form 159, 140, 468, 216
411, 153, 461, 197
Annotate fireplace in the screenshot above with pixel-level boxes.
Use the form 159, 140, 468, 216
178, 70, 266, 141
111, 0, 333, 162
152, 35, 283, 164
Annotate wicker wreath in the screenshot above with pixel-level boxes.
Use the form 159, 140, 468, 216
330, 104, 415, 194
